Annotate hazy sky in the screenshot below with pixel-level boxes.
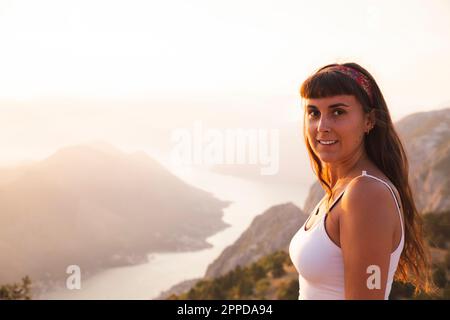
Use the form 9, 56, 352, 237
0, 0, 449, 165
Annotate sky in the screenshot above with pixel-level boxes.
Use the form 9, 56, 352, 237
0, 0, 449, 165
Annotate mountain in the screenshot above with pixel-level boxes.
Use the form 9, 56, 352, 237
395, 108, 450, 213
203, 202, 306, 279
0, 143, 230, 285
155, 202, 307, 299
163, 251, 300, 300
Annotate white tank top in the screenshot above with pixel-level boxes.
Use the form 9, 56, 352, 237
289, 170, 405, 300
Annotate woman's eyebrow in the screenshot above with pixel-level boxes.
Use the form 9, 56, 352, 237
306, 103, 350, 109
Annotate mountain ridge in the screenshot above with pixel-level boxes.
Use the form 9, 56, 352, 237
0, 143, 230, 286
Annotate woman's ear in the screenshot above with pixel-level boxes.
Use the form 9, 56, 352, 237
365, 109, 376, 133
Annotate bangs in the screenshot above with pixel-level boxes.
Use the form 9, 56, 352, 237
300, 70, 366, 102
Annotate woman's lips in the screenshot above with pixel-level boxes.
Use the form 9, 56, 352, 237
317, 139, 338, 145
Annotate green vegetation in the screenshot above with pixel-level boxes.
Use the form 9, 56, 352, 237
422, 210, 450, 249
389, 211, 449, 300
168, 251, 298, 300
0, 276, 32, 300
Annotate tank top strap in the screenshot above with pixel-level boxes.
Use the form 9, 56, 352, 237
359, 170, 404, 235
326, 189, 345, 213
361, 170, 400, 208
326, 171, 368, 212
325, 170, 403, 232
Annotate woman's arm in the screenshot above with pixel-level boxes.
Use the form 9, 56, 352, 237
339, 176, 398, 299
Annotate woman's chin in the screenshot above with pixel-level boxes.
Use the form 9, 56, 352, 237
316, 153, 339, 163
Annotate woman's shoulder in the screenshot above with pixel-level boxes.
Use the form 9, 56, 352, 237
345, 174, 395, 203
347, 171, 401, 206
340, 173, 400, 229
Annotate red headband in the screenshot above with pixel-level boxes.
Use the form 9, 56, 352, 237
323, 65, 374, 105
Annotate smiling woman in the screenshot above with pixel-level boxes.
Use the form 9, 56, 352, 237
288, 62, 437, 300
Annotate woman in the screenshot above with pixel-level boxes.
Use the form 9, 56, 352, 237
289, 62, 436, 299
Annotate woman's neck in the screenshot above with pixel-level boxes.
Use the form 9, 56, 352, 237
326, 150, 372, 190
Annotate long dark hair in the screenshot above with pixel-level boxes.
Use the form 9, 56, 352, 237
300, 62, 436, 296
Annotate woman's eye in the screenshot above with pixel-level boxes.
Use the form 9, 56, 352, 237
308, 109, 345, 118
308, 110, 319, 118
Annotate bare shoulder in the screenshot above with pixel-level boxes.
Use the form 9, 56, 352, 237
340, 175, 398, 231
338, 174, 399, 299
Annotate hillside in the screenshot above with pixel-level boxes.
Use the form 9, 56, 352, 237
0, 143, 230, 286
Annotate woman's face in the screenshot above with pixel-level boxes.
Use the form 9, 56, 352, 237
304, 95, 372, 164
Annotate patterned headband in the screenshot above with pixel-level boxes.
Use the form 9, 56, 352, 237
323, 65, 374, 105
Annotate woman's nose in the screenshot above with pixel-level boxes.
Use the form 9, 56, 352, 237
317, 116, 331, 132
